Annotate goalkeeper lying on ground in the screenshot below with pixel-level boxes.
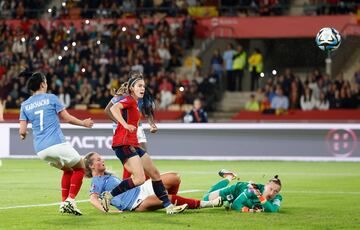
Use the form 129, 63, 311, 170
202, 170, 282, 213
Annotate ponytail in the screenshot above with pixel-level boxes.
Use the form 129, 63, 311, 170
111, 70, 144, 97
269, 175, 282, 186
142, 87, 155, 117
111, 82, 129, 97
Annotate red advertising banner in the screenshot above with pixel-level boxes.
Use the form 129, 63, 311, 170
195, 15, 357, 38
1, 15, 358, 39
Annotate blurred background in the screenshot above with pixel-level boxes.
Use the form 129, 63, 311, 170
0, 0, 359, 123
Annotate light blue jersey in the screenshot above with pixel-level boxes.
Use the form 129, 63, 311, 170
223, 50, 234, 71
19, 93, 66, 153
110, 96, 143, 133
90, 175, 140, 211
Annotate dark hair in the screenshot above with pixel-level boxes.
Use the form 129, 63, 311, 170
269, 175, 282, 186
142, 87, 155, 117
27, 72, 46, 93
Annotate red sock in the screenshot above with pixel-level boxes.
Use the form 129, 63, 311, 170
170, 195, 200, 209
167, 183, 180, 195
122, 167, 132, 179
68, 168, 85, 199
61, 170, 73, 201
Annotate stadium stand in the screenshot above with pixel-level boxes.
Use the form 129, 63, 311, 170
0, 1, 359, 122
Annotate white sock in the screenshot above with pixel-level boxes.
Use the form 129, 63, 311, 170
165, 204, 173, 209
66, 197, 75, 202
200, 200, 212, 208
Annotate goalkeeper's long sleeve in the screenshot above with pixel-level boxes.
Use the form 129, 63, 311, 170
258, 194, 282, 212
231, 192, 248, 212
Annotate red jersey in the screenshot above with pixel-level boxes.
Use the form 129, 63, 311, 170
112, 95, 140, 147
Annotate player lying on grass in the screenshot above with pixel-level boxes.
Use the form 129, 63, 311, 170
203, 170, 282, 213
84, 152, 222, 213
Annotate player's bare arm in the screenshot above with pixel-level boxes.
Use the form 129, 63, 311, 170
59, 109, 94, 128
110, 102, 136, 132
104, 101, 117, 123
19, 120, 28, 140
147, 114, 157, 133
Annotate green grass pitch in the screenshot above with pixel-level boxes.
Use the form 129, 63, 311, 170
0, 159, 360, 230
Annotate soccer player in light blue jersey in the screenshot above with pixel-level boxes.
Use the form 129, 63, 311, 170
84, 152, 221, 213
19, 72, 94, 215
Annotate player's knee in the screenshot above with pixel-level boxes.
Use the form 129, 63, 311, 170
132, 175, 146, 185
148, 169, 161, 180
173, 173, 181, 185
208, 191, 219, 201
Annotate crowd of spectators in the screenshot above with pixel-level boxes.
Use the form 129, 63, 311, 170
1, 0, 358, 20
0, 0, 48, 19
0, 17, 220, 114
303, 0, 360, 16
0, 0, 297, 19
243, 68, 360, 113
60, 0, 292, 18
211, 42, 359, 112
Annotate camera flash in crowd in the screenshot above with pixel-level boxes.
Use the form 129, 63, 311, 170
122, 27, 126, 32
260, 72, 265, 78
21, 37, 25, 42
85, 20, 90, 25
58, 56, 62, 61
66, 30, 70, 34
35, 36, 40, 41
62, 2, 66, 7
97, 40, 101, 45
48, 8, 52, 13
64, 46, 68, 51
136, 35, 141, 40
272, 69, 277, 76
179, 86, 185, 92
72, 42, 76, 47
81, 68, 86, 73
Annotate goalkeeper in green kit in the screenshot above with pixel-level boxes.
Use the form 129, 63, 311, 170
202, 170, 282, 213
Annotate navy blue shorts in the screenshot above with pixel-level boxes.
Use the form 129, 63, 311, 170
113, 145, 146, 164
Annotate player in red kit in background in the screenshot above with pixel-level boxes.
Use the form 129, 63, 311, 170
100, 71, 187, 215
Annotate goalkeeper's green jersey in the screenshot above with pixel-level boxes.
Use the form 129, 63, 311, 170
218, 181, 282, 212
203, 179, 282, 212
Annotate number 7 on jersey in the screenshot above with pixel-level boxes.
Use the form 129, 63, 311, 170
34, 110, 44, 131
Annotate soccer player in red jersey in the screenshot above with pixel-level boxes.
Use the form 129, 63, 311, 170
100, 71, 187, 214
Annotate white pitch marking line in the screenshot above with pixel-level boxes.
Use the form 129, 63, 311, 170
0, 199, 89, 210
1, 189, 359, 210
0, 190, 203, 210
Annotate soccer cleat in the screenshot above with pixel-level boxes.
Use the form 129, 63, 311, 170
218, 169, 237, 180
210, 196, 223, 207
63, 199, 83, 215
100, 191, 113, 212
59, 202, 69, 214
166, 204, 188, 214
